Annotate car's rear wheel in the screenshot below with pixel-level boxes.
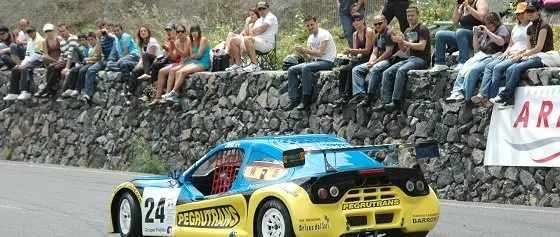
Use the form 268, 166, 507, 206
384, 230, 429, 237
118, 192, 142, 237
256, 199, 295, 237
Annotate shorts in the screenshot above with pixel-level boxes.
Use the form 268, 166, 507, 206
254, 37, 274, 53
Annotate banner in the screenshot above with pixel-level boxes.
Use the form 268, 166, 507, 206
486, 86, 560, 167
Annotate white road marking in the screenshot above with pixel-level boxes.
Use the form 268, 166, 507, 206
0, 161, 142, 176
440, 201, 560, 214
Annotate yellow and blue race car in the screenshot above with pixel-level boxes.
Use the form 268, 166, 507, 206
109, 134, 440, 237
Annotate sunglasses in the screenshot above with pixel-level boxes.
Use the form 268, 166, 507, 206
352, 17, 363, 22
45, 30, 53, 33
526, 9, 537, 13
373, 22, 383, 26
258, 7, 267, 10
177, 30, 185, 33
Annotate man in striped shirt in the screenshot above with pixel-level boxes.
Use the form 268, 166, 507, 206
37, 24, 84, 98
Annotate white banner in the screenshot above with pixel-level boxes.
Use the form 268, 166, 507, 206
486, 86, 560, 167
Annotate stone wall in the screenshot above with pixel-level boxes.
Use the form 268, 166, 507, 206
0, 67, 559, 208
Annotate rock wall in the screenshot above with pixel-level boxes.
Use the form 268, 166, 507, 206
0, 67, 559, 208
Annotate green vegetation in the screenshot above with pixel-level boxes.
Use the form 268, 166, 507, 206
2, 148, 12, 160
128, 137, 167, 175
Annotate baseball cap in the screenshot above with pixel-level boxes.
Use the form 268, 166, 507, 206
526, 1, 540, 11
164, 22, 176, 30
26, 26, 36, 33
257, 1, 269, 9
514, 2, 527, 13
43, 23, 55, 32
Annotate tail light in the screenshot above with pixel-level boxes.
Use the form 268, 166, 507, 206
416, 180, 425, 191
329, 186, 340, 197
317, 188, 328, 199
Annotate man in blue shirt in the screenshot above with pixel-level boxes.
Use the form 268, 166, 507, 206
106, 24, 140, 96
81, 22, 116, 104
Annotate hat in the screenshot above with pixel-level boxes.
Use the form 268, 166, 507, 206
257, 1, 269, 8
526, 1, 540, 11
0, 25, 8, 33
164, 22, 176, 30
351, 12, 364, 21
43, 23, 55, 32
25, 26, 36, 33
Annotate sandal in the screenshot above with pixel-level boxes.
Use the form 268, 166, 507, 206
148, 98, 164, 105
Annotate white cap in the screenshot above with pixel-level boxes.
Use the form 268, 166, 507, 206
43, 23, 55, 32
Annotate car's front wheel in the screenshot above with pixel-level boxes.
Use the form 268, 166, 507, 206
384, 230, 429, 237
118, 192, 142, 237
256, 199, 295, 237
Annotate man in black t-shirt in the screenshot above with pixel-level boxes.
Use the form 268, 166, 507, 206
373, 6, 431, 112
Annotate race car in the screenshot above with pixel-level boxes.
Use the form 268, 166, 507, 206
108, 134, 440, 237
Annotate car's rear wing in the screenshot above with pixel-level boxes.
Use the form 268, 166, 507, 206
282, 140, 440, 171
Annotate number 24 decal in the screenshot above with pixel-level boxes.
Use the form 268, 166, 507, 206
144, 197, 166, 223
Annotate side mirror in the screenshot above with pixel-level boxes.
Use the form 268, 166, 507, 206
413, 140, 440, 158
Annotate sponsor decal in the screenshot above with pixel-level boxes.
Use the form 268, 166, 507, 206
298, 215, 330, 231
176, 205, 240, 228
341, 198, 400, 210
487, 86, 560, 167
412, 213, 439, 224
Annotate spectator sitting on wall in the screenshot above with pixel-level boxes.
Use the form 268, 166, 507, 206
284, 16, 337, 111
81, 22, 117, 104
105, 24, 140, 97
225, 1, 278, 72
474, 2, 531, 108
491, 0, 554, 110
59, 32, 100, 99
138, 22, 179, 102
445, 12, 510, 103
337, 0, 365, 47
382, 0, 412, 33
0, 25, 17, 70
348, 14, 399, 108
430, 0, 488, 72
372, 6, 431, 112
77, 34, 90, 58
150, 24, 191, 105
224, 7, 260, 65
333, 12, 374, 107
38, 24, 83, 98
127, 26, 161, 101
3, 25, 44, 101
165, 25, 212, 103
9, 19, 30, 66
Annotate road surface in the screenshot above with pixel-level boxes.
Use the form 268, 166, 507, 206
0, 160, 558, 237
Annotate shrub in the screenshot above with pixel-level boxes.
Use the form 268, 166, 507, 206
128, 137, 167, 175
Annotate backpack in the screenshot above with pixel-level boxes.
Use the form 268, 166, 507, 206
282, 54, 305, 71
211, 53, 230, 72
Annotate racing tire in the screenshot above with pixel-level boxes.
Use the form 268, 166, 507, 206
256, 199, 295, 237
384, 230, 429, 237
117, 192, 143, 237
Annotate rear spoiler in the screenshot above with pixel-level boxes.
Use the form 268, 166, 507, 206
282, 140, 440, 170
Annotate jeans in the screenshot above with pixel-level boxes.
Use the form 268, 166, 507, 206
9, 43, 26, 60
382, 2, 410, 33
337, 61, 361, 98
0, 43, 16, 69
46, 60, 72, 94
62, 64, 83, 91
434, 29, 473, 65
380, 56, 428, 104
479, 58, 515, 98
499, 57, 543, 103
339, 6, 364, 47
288, 60, 334, 100
453, 57, 492, 99
84, 61, 107, 97
352, 60, 392, 95
9, 60, 43, 94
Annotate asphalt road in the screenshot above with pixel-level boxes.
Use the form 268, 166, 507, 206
1, 160, 559, 237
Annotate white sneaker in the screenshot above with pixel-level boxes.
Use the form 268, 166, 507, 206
17, 91, 31, 100
243, 63, 261, 72
454, 63, 464, 71
429, 64, 449, 72
489, 95, 504, 104
60, 89, 72, 98
225, 64, 241, 72
3, 94, 18, 101
69, 90, 80, 97
445, 91, 464, 102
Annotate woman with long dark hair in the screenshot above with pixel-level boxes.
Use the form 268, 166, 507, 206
165, 25, 212, 103
0, 25, 16, 70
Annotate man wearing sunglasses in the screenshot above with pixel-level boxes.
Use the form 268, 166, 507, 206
350, 15, 399, 107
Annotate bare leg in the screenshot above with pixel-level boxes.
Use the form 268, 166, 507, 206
244, 36, 257, 64
155, 64, 173, 100
167, 64, 184, 93
174, 64, 204, 92
229, 36, 242, 66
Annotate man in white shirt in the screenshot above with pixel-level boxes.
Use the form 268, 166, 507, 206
226, 1, 278, 72
284, 16, 336, 111
10, 19, 30, 65
4, 26, 44, 101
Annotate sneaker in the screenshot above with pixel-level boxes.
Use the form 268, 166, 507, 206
225, 64, 242, 72
471, 94, 487, 104
3, 94, 18, 101
60, 89, 72, 98
69, 90, 80, 97
137, 74, 151, 80
497, 101, 514, 110
163, 91, 176, 100
80, 94, 91, 104
445, 91, 464, 102
17, 91, 31, 100
165, 93, 181, 103
243, 63, 261, 72
429, 64, 449, 72
454, 63, 464, 71
348, 93, 365, 104
489, 95, 504, 104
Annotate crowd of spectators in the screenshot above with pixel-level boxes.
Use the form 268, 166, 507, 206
0, 0, 555, 112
